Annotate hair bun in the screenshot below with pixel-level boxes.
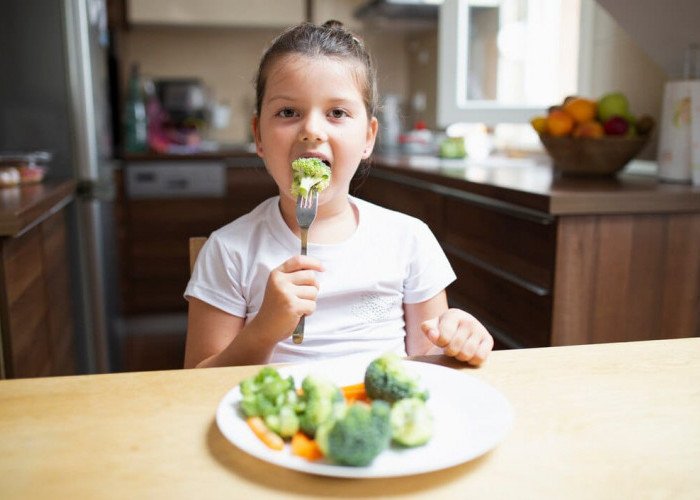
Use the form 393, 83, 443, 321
322, 19, 344, 29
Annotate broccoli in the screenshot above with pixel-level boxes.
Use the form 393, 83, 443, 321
238, 366, 300, 437
316, 400, 392, 467
291, 157, 331, 198
298, 374, 346, 437
364, 353, 429, 404
264, 405, 300, 438
389, 398, 434, 447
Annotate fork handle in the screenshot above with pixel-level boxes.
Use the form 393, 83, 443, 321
292, 316, 305, 344
294, 228, 309, 344
300, 228, 308, 256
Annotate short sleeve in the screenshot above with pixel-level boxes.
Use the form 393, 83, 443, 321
183, 233, 248, 317
402, 220, 456, 304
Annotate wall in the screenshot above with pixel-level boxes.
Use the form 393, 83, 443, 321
118, 1, 669, 154
119, 26, 409, 144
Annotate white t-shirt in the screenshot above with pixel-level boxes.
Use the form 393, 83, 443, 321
184, 195, 456, 363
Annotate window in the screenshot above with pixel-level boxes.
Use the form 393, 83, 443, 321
437, 0, 592, 127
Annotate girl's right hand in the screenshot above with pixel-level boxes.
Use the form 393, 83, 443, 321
254, 255, 324, 342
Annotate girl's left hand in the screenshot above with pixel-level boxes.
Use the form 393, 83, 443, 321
420, 309, 494, 365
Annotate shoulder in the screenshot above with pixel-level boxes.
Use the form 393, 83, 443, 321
211, 196, 277, 240
205, 196, 279, 256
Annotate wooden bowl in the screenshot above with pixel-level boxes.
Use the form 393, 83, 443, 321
539, 135, 648, 176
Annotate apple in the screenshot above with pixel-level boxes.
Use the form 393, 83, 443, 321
597, 92, 630, 123
603, 116, 630, 136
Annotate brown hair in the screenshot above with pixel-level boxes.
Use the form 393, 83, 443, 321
254, 20, 378, 120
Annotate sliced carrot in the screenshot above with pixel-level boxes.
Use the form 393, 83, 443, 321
291, 432, 324, 461
246, 417, 284, 451
341, 382, 368, 403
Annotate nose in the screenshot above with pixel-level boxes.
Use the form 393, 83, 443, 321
298, 111, 327, 143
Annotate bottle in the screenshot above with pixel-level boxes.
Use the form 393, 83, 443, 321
124, 63, 148, 153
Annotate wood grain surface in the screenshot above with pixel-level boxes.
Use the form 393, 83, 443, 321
0, 338, 698, 499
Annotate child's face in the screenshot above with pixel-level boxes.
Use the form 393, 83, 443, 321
252, 54, 378, 205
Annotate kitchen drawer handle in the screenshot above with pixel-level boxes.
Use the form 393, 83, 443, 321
443, 243, 551, 297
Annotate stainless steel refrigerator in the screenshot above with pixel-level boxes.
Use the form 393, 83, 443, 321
0, 0, 121, 373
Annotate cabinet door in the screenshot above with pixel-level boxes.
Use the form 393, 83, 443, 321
128, 0, 305, 27
116, 166, 277, 314
0, 211, 76, 378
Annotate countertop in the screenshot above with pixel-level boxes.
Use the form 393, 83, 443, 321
121, 145, 700, 215
0, 180, 76, 237
371, 155, 700, 215
0, 338, 698, 499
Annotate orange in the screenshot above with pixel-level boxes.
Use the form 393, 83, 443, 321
530, 116, 548, 135
546, 109, 575, 136
563, 97, 597, 124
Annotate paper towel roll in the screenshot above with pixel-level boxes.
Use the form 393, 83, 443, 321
658, 80, 699, 183
692, 84, 700, 186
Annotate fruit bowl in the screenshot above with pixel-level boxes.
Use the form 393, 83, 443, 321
539, 135, 648, 177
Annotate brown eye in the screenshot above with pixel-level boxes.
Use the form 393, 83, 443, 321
330, 109, 348, 119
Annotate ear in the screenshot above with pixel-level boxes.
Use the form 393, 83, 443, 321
362, 116, 379, 159
252, 114, 264, 157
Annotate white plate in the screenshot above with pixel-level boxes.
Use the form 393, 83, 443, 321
216, 356, 513, 478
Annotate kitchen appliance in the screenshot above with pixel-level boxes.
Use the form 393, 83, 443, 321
155, 79, 208, 127
0, 0, 120, 373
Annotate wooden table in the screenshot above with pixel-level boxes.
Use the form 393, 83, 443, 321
1, 338, 698, 499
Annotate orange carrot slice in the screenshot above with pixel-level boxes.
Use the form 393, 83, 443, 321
341, 382, 368, 403
246, 417, 284, 450
291, 432, 323, 461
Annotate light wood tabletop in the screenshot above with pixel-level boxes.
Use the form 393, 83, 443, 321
0, 338, 698, 499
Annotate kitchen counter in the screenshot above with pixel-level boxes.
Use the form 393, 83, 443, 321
355, 156, 700, 348
0, 338, 698, 499
0, 180, 76, 236
371, 155, 700, 216
0, 179, 77, 378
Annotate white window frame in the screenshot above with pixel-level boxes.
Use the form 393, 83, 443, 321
437, 0, 595, 127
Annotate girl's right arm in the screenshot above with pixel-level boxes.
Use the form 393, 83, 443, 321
184, 255, 324, 368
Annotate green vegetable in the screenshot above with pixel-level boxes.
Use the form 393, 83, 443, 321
291, 157, 331, 197
389, 398, 434, 447
238, 366, 300, 437
319, 400, 392, 467
298, 374, 346, 438
264, 405, 300, 438
364, 353, 429, 404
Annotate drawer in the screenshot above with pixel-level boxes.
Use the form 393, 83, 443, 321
446, 247, 553, 348
442, 196, 556, 293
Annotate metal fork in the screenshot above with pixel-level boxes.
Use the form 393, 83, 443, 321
292, 190, 318, 344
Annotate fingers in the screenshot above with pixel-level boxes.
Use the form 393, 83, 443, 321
422, 309, 494, 366
278, 255, 324, 273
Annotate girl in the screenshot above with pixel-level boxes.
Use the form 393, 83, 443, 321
184, 21, 493, 368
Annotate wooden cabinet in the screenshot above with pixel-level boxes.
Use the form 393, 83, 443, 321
127, 0, 306, 27
116, 162, 277, 315
0, 182, 77, 378
355, 164, 700, 349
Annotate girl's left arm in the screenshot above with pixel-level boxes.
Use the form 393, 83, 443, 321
404, 290, 494, 365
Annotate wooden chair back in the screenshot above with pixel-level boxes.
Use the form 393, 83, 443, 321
189, 237, 208, 274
